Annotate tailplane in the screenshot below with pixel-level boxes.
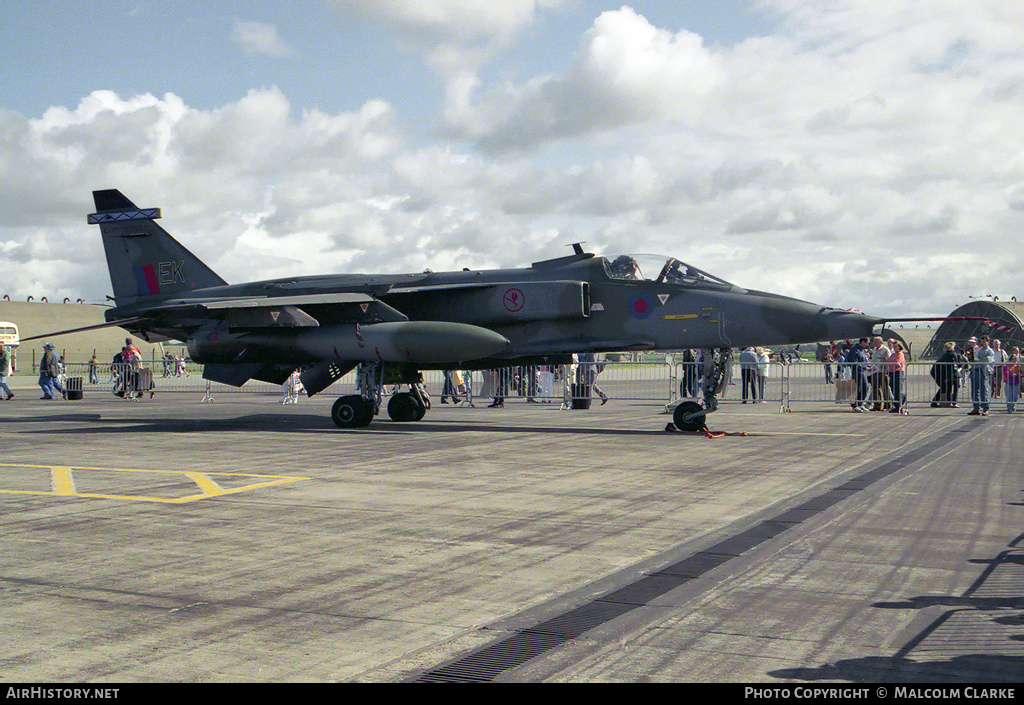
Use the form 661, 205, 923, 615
89, 189, 227, 305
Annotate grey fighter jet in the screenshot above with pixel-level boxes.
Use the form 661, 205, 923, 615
53, 190, 885, 429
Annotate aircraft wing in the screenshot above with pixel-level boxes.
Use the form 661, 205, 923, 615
127, 292, 409, 327
19, 317, 150, 343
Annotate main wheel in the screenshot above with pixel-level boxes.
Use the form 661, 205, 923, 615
387, 392, 421, 422
672, 401, 705, 432
332, 395, 373, 428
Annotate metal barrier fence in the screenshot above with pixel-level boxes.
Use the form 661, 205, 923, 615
780, 361, 1019, 411
53, 360, 1018, 411
55, 361, 683, 405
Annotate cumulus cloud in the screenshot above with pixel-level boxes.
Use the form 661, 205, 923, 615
0, 87, 551, 302
457, 7, 724, 151
329, 1, 570, 148
422, 2, 1024, 314
231, 19, 294, 57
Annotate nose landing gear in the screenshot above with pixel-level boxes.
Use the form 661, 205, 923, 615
669, 347, 727, 433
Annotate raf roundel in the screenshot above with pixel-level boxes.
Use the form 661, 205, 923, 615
629, 294, 654, 319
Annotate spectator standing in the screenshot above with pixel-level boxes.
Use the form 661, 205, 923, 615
0, 342, 13, 400
969, 336, 995, 416
1003, 347, 1021, 413
489, 367, 509, 408
577, 352, 608, 405
740, 346, 759, 403
560, 354, 579, 410
887, 342, 907, 413
756, 347, 770, 402
538, 363, 555, 402
869, 337, 892, 411
440, 369, 459, 404
991, 339, 1006, 398
846, 338, 871, 412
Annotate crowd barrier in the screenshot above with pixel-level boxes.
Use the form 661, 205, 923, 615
51, 360, 1017, 411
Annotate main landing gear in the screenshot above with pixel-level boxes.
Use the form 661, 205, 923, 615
331, 395, 375, 428
331, 363, 430, 428
386, 387, 429, 422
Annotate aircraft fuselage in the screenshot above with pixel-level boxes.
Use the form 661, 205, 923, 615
106, 251, 879, 369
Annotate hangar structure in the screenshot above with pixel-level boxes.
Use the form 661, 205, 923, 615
923, 300, 1024, 358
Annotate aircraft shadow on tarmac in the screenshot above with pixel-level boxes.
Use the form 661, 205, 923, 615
12, 413, 681, 436
770, 535, 1024, 683
8, 413, 105, 424
770, 654, 1024, 684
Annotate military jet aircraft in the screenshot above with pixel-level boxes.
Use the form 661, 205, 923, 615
35, 189, 886, 430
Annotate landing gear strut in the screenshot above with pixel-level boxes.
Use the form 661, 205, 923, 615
671, 347, 728, 432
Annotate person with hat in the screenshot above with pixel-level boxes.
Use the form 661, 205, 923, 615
964, 337, 978, 364
39, 343, 63, 399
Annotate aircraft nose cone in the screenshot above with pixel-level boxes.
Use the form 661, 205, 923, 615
758, 295, 879, 345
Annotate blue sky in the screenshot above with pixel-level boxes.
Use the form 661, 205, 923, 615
2, 1, 1023, 319
5, 1, 775, 121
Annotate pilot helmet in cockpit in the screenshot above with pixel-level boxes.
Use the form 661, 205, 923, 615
609, 255, 640, 280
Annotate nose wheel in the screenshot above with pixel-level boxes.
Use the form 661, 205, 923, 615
672, 401, 706, 432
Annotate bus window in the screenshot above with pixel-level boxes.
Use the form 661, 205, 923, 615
0, 322, 18, 348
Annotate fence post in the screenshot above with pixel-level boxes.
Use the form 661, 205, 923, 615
666, 356, 678, 404
201, 379, 215, 403
780, 363, 791, 413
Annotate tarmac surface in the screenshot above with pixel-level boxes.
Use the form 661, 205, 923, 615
1, 380, 1023, 683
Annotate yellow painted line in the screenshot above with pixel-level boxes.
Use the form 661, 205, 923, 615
0, 463, 308, 503
664, 314, 698, 320
50, 467, 76, 495
186, 472, 224, 497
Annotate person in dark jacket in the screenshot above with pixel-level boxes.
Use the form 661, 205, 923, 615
930, 341, 960, 408
845, 338, 871, 412
38, 343, 63, 400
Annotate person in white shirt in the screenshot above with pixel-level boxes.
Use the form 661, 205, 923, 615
869, 336, 892, 411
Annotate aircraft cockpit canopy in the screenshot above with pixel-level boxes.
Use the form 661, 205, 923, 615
603, 254, 736, 291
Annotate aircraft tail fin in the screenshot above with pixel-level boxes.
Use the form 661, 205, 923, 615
89, 189, 227, 305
